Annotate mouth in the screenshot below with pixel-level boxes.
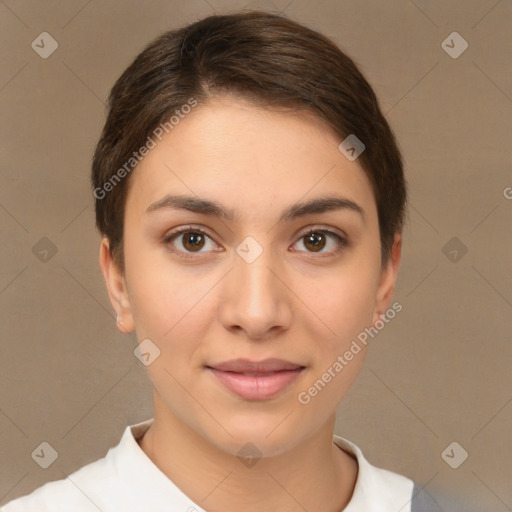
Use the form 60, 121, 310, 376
205, 358, 306, 400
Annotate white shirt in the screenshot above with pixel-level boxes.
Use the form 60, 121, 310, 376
2, 418, 431, 512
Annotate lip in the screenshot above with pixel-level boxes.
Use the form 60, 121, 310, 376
208, 358, 304, 373
206, 358, 306, 400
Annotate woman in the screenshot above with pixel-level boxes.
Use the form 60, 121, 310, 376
2, 10, 436, 511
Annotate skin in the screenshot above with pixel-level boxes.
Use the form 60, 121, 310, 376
100, 94, 402, 512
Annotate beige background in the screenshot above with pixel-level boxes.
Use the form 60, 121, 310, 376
1, 0, 511, 510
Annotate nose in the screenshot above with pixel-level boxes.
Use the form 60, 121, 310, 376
219, 245, 293, 340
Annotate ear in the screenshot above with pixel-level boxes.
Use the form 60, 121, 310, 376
371, 233, 402, 325
99, 237, 135, 333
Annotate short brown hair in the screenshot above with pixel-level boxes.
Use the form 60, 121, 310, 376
92, 10, 407, 270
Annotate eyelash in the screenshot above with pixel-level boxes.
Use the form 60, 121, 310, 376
162, 225, 349, 260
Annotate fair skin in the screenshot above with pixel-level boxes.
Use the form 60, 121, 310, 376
100, 94, 401, 512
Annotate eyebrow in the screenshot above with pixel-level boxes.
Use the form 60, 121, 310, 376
146, 194, 366, 224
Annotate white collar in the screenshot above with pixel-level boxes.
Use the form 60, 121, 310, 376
112, 418, 413, 511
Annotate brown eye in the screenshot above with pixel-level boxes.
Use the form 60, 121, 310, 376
293, 228, 348, 256
303, 232, 326, 252
182, 232, 206, 252
163, 227, 218, 258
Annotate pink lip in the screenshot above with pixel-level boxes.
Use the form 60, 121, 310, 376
206, 358, 306, 400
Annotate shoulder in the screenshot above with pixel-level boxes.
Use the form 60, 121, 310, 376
1, 418, 205, 512
333, 435, 441, 511
1, 453, 117, 512
1, 421, 151, 512
334, 435, 415, 511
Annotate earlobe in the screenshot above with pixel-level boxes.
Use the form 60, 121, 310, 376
99, 237, 135, 333
372, 233, 402, 325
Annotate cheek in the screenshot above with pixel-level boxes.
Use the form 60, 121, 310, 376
129, 273, 212, 350
308, 262, 379, 349
123, 229, 199, 335
124, 245, 219, 372
296, 272, 377, 411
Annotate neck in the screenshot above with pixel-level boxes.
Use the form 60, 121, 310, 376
138, 390, 358, 512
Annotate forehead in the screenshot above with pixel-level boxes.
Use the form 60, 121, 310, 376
126, 95, 377, 224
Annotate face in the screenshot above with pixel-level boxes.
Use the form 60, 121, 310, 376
101, 94, 401, 457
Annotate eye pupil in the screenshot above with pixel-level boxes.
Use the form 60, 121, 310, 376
304, 232, 326, 252
183, 232, 205, 251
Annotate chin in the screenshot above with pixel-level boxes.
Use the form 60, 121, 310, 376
198, 414, 305, 459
